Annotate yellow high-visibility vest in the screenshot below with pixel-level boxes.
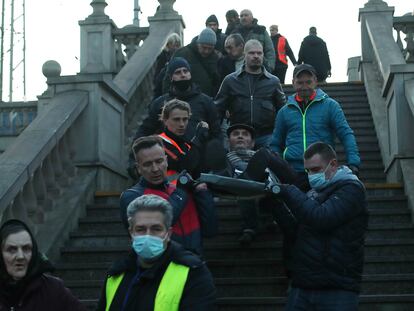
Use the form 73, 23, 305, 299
105, 261, 190, 311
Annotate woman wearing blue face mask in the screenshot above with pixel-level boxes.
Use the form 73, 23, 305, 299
96, 195, 217, 311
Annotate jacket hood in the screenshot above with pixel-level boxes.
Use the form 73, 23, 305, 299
317, 165, 364, 192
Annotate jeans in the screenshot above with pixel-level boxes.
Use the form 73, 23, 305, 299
285, 287, 359, 311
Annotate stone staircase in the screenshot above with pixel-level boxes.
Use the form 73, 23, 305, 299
54, 82, 414, 310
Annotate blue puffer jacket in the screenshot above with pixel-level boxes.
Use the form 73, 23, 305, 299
269, 89, 360, 171
280, 166, 368, 292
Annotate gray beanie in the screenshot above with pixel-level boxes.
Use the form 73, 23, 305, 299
197, 28, 217, 46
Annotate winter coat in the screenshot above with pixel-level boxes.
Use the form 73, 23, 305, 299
298, 34, 331, 81
215, 65, 286, 136
270, 89, 360, 171
119, 178, 218, 255
166, 41, 221, 97
96, 241, 217, 311
280, 166, 368, 292
134, 84, 221, 142
232, 19, 275, 71
0, 220, 85, 311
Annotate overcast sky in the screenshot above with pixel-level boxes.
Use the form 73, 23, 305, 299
1, 0, 412, 101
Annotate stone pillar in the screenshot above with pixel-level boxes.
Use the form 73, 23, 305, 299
78, 0, 117, 74
347, 56, 361, 81
148, 0, 185, 40
37, 60, 61, 114
359, 0, 402, 79
383, 64, 414, 181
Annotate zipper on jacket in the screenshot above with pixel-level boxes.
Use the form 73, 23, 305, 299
299, 99, 317, 154
247, 76, 256, 126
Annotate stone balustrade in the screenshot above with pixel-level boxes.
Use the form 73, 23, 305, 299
0, 91, 88, 244
359, 0, 414, 215
393, 14, 414, 63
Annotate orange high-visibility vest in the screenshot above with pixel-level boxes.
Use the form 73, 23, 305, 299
158, 132, 191, 184
277, 36, 288, 65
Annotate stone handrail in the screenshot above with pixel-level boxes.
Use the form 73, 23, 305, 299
0, 90, 88, 233
359, 1, 414, 215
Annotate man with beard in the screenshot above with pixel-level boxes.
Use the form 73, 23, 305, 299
129, 57, 222, 179
215, 39, 285, 148
231, 9, 275, 71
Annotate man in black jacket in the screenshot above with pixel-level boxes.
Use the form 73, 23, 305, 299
298, 27, 332, 82
166, 28, 221, 97
215, 39, 286, 148
205, 14, 227, 54
129, 57, 222, 179
276, 142, 368, 310
97, 194, 216, 311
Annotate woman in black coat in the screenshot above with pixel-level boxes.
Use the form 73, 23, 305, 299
0, 219, 86, 311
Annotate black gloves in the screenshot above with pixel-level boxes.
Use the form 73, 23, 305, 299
191, 123, 209, 147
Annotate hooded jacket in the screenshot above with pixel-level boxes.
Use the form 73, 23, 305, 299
270, 88, 360, 171
96, 241, 216, 311
298, 34, 331, 81
280, 166, 368, 292
0, 220, 85, 311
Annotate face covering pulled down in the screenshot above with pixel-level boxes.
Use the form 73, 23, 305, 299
132, 234, 168, 260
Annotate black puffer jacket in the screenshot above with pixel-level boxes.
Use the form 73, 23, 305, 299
215, 66, 286, 136
280, 175, 368, 292
96, 242, 217, 311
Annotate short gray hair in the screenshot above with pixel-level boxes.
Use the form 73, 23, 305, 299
127, 194, 173, 229
244, 39, 263, 54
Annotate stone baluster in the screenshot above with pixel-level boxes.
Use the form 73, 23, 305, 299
156, 0, 177, 15
51, 145, 68, 188
60, 135, 76, 178
405, 27, 414, 62
11, 192, 32, 227
43, 156, 60, 198
22, 177, 44, 224
33, 167, 53, 212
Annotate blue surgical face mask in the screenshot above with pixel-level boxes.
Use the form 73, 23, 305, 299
132, 234, 168, 260
308, 162, 332, 190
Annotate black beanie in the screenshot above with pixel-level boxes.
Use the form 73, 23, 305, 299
167, 57, 191, 78
205, 14, 219, 25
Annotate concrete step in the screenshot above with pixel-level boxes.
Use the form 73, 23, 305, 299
214, 294, 414, 311
60, 238, 414, 264
64, 273, 414, 301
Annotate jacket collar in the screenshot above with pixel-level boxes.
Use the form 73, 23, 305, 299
287, 88, 328, 109
235, 65, 273, 79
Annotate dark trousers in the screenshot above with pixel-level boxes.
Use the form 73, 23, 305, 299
273, 65, 288, 84
285, 288, 359, 311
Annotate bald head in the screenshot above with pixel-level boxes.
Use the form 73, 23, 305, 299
240, 9, 253, 27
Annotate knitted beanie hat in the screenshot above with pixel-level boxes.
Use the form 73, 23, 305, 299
197, 28, 217, 46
